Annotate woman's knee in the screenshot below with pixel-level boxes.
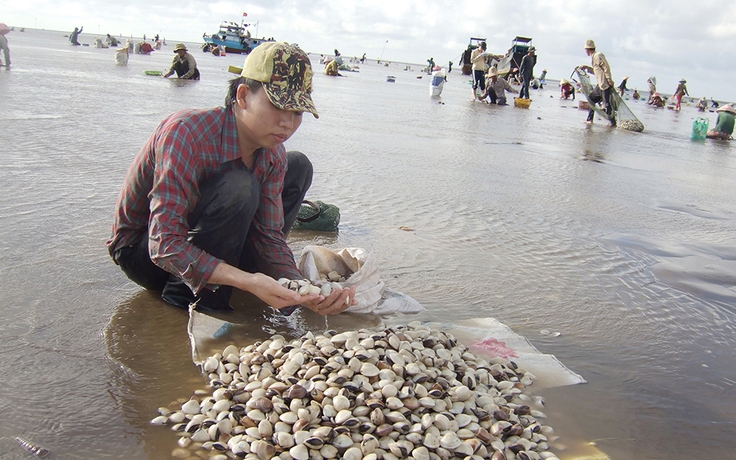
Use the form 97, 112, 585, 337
285, 151, 313, 189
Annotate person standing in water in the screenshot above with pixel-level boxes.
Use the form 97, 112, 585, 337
674, 79, 689, 111
578, 39, 616, 127
470, 42, 490, 100
518, 46, 536, 99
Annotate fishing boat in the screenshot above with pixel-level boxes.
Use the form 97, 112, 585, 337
490, 36, 536, 76
202, 19, 274, 54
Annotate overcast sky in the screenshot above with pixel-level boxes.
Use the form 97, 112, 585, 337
3, 0, 736, 100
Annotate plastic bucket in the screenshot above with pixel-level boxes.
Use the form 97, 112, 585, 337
691, 117, 710, 140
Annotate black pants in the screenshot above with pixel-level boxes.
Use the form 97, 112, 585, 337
587, 86, 613, 123
519, 76, 531, 99
114, 151, 312, 310
473, 70, 486, 93
174, 61, 201, 80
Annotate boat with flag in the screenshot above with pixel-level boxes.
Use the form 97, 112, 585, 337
202, 12, 275, 54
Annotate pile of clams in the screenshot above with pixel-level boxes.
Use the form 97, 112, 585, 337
152, 322, 560, 460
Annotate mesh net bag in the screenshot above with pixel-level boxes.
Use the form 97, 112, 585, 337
574, 68, 645, 132
292, 200, 341, 232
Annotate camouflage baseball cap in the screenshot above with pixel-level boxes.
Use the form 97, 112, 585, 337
241, 42, 318, 118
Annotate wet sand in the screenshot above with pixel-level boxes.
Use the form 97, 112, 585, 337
0, 29, 735, 459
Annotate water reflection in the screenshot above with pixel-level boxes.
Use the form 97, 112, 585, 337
105, 291, 197, 458
581, 148, 605, 163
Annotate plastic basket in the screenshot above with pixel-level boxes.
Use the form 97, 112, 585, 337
514, 97, 532, 108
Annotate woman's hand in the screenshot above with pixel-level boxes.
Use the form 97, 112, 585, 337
248, 273, 321, 310
209, 263, 320, 310
301, 285, 357, 316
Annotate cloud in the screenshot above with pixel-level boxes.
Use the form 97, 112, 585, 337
4, 0, 736, 99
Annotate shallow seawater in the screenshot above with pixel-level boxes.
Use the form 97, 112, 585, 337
1, 29, 735, 459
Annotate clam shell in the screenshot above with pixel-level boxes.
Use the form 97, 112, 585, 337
440, 432, 461, 450
181, 399, 200, 415
412, 446, 431, 460
343, 446, 363, 460
423, 432, 440, 449
333, 394, 350, 411
320, 444, 339, 458
290, 444, 309, 460
273, 431, 295, 448
360, 362, 379, 377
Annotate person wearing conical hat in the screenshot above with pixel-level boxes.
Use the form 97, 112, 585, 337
673, 78, 688, 111
649, 92, 665, 108
706, 103, 736, 140
481, 66, 518, 105
560, 79, 575, 100
164, 43, 200, 79
108, 42, 356, 316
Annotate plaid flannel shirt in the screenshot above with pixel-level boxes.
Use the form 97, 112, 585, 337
107, 106, 301, 294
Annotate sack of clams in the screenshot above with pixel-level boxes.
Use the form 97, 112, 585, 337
152, 323, 560, 460
297, 246, 425, 314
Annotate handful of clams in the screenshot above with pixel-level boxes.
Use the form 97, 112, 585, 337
279, 270, 349, 299
152, 322, 560, 460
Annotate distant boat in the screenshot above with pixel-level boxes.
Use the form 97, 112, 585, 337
490, 36, 536, 76
202, 19, 274, 54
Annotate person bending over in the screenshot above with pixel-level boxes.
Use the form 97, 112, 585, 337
164, 43, 200, 79
482, 67, 518, 105
707, 104, 736, 140
107, 42, 356, 315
